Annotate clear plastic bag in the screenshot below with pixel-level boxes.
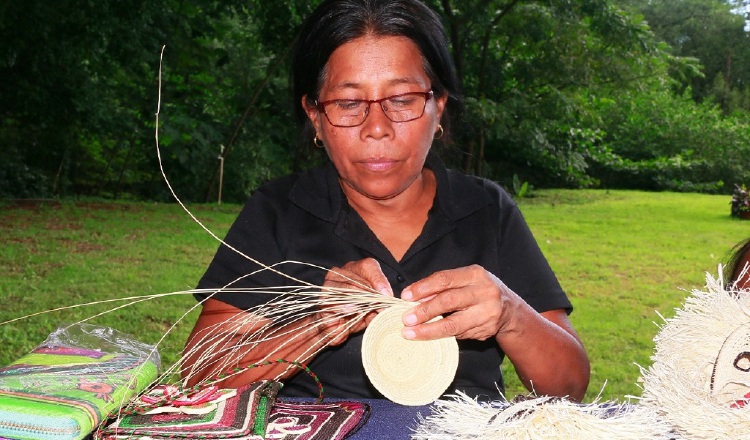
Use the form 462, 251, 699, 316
42, 323, 161, 369
0, 323, 161, 440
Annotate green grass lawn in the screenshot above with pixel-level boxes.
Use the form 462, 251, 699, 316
1, 190, 748, 402
0, 201, 239, 379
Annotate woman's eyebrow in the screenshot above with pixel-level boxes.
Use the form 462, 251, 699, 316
328, 77, 425, 93
329, 81, 364, 92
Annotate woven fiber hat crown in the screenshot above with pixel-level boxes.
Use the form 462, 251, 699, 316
361, 302, 459, 406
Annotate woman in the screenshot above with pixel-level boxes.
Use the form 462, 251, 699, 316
183, 0, 590, 402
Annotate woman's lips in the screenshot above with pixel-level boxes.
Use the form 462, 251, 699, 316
360, 159, 397, 172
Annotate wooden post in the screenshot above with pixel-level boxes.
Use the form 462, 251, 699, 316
218, 145, 225, 205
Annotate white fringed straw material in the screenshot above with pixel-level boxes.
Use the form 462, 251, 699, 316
412, 392, 672, 439
637, 269, 750, 439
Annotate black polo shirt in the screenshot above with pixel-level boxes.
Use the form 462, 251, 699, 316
196, 153, 571, 400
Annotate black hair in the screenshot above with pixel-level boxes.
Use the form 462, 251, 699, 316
725, 237, 750, 288
290, 0, 462, 149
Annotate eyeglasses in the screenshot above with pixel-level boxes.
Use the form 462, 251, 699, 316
315, 90, 434, 127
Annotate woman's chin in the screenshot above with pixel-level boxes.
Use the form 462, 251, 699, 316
346, 182, 407, 202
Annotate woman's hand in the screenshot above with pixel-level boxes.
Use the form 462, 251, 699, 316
183, 259, 394, 388
317, 257, 394, 345
399, 264, 510, 341
400, 264, 590, 401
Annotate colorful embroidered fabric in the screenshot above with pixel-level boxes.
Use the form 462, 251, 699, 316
97, 381, 282, 439
265, 400, 370, 440
136, 385, 238, 415
0, 329, 159, 440
98, 391, 369, 440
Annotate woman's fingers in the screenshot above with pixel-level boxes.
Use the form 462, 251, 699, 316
317, 258, 393, 346
317, 310, 378, 346
324, 258, 393, 296
401, 265, 507, 341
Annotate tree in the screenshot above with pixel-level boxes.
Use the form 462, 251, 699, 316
2, 0, 747, 200
1, 0, 184, 197
0, 0, 305, 201
430, 0, 674, 188
620, 0, 750, 114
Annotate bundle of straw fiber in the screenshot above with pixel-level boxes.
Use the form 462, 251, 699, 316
411, 392, 673, 439
179, 291, 459, 406
637, 269, 750, 439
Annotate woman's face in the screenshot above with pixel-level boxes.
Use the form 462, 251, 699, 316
303, 35, 447, 201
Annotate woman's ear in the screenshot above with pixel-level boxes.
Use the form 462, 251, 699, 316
302, 95, 322, 134
434, 93, 448, 123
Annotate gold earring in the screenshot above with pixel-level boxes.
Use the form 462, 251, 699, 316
314, 133, 325, 148
434, 124, 444, 140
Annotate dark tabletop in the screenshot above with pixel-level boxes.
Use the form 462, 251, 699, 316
283, 398, 432, 440
348, 399, 431, 440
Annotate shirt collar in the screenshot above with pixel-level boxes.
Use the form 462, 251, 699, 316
289, 151, 492, 222
288, 160, 342, 223
426, 152, 492, 221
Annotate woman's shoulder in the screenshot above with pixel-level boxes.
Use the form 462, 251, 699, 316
241, 165, 340, 223
441, 167, 517, 211
249, 166, 328, 201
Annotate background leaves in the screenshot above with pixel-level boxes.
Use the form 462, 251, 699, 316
2, 0, 749, 202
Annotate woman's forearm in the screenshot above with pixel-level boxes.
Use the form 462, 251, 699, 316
181, 299, 329, 389
496, 304, 590, 401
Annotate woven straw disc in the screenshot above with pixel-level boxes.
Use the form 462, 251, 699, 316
362, 303, 459, 406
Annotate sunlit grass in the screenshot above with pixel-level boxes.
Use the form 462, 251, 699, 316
0, 200, 239, 371
503, 189, 749, 401
1, 190, 748, 403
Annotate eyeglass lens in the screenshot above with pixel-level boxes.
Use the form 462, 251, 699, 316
320, 92, 431, 127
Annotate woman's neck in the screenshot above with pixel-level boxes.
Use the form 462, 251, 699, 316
342, 168, 435, 219
342, 168, 436, 261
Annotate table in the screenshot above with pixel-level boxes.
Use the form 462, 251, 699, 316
284, 398, 432, 440
347, 399, 431, 440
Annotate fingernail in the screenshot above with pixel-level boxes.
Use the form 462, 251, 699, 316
401, 288, 413, 300
403, 313, 417, 326
379, 284, 394, 296
402, 328, 416, 340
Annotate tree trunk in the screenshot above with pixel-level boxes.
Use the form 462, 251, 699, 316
203, 42, 295, 202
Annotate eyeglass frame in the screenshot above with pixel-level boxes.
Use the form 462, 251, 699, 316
314, 90, 434, 128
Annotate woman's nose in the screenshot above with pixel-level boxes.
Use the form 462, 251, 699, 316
360, 102, 393, 139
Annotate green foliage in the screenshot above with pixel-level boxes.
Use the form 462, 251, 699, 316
731, 184, 750, 217
0, 0, 306, 202
2, 0, 175, 198
438, 0, 680, 189
0, 161, 50, 199
1, 0, 749, 200
511, 174, 533, 199
588, 86, 750, 192
620, 0, 750, 112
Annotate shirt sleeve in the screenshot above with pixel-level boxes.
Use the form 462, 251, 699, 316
194, 183, 303, 309
491, 184, 572, 314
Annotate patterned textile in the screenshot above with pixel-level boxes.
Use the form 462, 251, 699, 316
98, 396, 369, 440
264, 400, 369, 440
98, 381, 282, 439
0, 346, 159, 440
